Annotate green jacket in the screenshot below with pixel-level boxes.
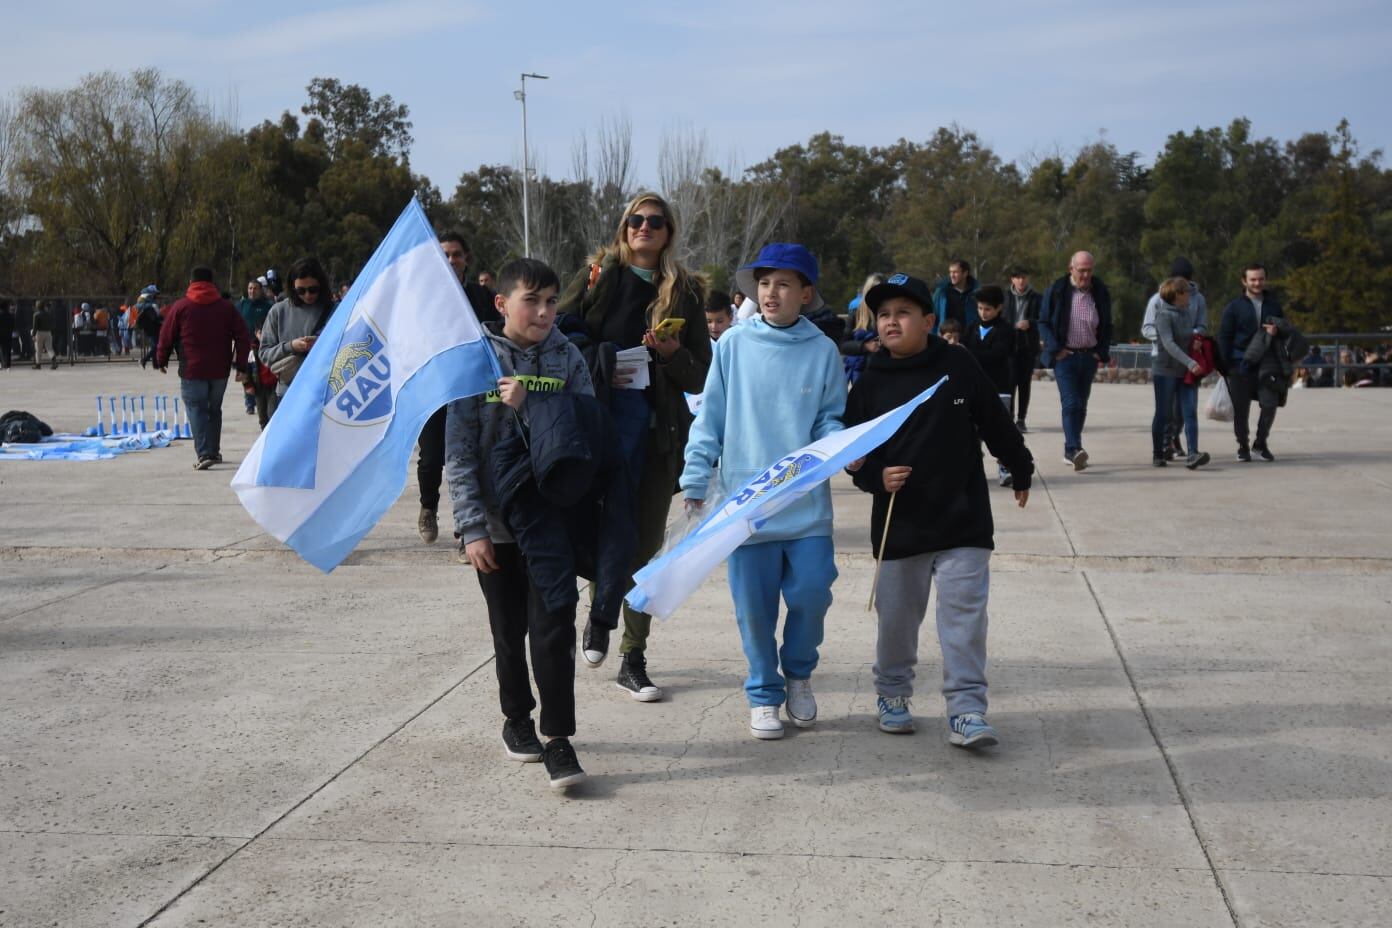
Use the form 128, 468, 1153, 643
557, 253, 710, 459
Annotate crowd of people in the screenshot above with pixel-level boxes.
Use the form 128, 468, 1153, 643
2, 195, 1388, 793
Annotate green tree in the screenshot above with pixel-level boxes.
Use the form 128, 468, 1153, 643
1282, 121, 1392, 332
15, 69, 224, 292
302, 77, 413, 161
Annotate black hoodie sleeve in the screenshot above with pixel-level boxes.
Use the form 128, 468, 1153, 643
844, 376, 889, 494
968, 364, 1034, 490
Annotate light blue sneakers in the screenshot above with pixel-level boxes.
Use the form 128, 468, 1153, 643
877, 695, 914, 734
948, 713, 998, 748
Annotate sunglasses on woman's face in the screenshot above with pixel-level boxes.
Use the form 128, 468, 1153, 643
626, 213, 667, 231
294, 286, 320, 297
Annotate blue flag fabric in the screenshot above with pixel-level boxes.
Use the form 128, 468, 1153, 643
231, 199, 502, 572
626, 376, 948, 619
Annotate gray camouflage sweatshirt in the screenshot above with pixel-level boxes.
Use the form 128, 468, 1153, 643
445, 324, 593, 545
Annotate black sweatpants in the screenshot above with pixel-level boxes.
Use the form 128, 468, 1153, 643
1227, 370, 1276, 448
475, 542, 577, 738
418, 406, 447, 512
1009, 352, 1034, 423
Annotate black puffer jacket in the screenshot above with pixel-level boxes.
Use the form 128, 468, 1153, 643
489, 392, 635, 627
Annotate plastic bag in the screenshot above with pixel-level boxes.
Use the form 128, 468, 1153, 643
654, 467, 727, 559
1205, 376, 1234, 422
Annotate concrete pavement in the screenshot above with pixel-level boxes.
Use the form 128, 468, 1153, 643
1, 362, 1389, 927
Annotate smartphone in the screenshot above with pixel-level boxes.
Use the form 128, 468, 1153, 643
653, 317, 686, 339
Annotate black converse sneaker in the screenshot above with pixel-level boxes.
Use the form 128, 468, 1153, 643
501, 717, 543, 762
615, 651, 662, 702
543, 738, 586, 789
581, 621, 610, 668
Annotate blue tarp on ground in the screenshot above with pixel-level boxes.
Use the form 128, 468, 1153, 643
0, 430, 180, 461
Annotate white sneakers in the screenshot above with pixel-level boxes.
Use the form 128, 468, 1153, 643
786, 678, 817, 728
750, 679, 817, 740
750, 706, 784, 740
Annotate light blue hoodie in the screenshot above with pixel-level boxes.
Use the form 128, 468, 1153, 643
680, 315, 845, 542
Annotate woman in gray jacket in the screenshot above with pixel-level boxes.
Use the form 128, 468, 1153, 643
258, 257, 337, 416
1151, 277, 1210, 470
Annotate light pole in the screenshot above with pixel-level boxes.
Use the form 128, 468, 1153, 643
514, 72, 549, 257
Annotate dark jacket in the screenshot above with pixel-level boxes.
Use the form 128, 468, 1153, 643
963, 319, 1014, 394
237, 296, 273, 339
557, 252, 710, 460
155, 282, 251, 380
1004, 286, 1041, 357
932, 276, 980, 330
1038, 274, 1113, 367
840, 328, 878, 383
803, 306, 847, 343
464, 279, 499, 325
30, 307, 51, 333
1219, 293, 1284, 373
844, 336, 1034, 559
488, 392, 635, 626
1243, 317, 1308, 407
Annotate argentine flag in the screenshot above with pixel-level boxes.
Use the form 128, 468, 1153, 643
626, 376, 947, 619
232, 199, 502, 571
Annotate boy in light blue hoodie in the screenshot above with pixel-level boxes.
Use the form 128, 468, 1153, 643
680, 244, 845, 740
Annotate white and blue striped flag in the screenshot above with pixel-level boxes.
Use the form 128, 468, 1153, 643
626, 375, 948, 619
232, 199, 502, 571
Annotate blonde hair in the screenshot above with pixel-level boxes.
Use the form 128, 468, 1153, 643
1159, 276, 1188, 304
853, 273, 886, 331
590, 192, 700, 324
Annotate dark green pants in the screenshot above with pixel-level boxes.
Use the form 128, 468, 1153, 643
619, 434, 683, 655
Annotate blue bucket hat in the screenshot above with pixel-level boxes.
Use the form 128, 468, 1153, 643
735, 243, 825, 314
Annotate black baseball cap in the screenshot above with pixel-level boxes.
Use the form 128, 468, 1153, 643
864, 273, 934, 314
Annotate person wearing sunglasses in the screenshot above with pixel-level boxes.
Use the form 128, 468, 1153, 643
557, 192, 711, 702
258, 256, 338, 416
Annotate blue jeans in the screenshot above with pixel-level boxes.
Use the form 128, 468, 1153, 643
180, 377, 228, 461
726, 536, 836, 707
1054, 351, 1097, 455
1152, 375, 1198, 456
608, 388, 650, 496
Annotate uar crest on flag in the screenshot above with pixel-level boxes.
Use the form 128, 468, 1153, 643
231, 198, 502, 572
626, 375, 948, 619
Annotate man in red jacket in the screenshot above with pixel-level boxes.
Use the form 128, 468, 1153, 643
156, 267, 252, 470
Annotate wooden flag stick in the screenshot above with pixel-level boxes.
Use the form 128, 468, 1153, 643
867, 490, 898, 613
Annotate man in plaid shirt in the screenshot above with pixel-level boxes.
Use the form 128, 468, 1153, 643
1039, 251, 1113, 471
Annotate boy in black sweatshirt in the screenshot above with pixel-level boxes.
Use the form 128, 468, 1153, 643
963, 285, 1018, 487
844, 274, 1034, 748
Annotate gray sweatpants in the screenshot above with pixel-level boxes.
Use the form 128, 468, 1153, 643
873, 547, 991, 717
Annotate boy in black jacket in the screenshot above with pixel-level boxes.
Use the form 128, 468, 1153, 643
963, 286, 1018, 487
845, 274, 1033, 748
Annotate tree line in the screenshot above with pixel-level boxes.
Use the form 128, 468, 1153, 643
1, 69, 1388, 336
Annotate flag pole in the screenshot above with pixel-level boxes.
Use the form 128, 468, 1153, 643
867, 490, 897, 612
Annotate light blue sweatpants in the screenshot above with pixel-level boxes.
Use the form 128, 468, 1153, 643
726, 536, 836, 707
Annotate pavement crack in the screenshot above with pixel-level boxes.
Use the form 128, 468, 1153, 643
1037, 711, 1056, 771
136, 653, 497, 927
1083, 569, 1241, 928
666, 691, 738, 781
586, 850, 626, 928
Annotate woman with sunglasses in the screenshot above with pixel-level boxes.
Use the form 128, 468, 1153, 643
558, 192, 711, 702
258, 256, 337, 417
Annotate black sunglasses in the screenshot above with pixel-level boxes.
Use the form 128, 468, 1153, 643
294, 285, 321, 297
626, 214, 667, 231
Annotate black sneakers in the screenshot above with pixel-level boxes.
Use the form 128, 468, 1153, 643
1237, 444, 1252, 462
615, 651, 662, 702
581, 621, 610, 668
1185, 451, 1211, 470
501, 717, 543, 762
543, 738, 586, 789
1253, 442, 1275, 462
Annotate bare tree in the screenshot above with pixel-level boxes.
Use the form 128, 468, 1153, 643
658, 125, 712, 266
735, 175, 791, 268
571, 113, 634, 252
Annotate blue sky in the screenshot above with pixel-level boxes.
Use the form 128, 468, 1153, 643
5, 0, 1392, 190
